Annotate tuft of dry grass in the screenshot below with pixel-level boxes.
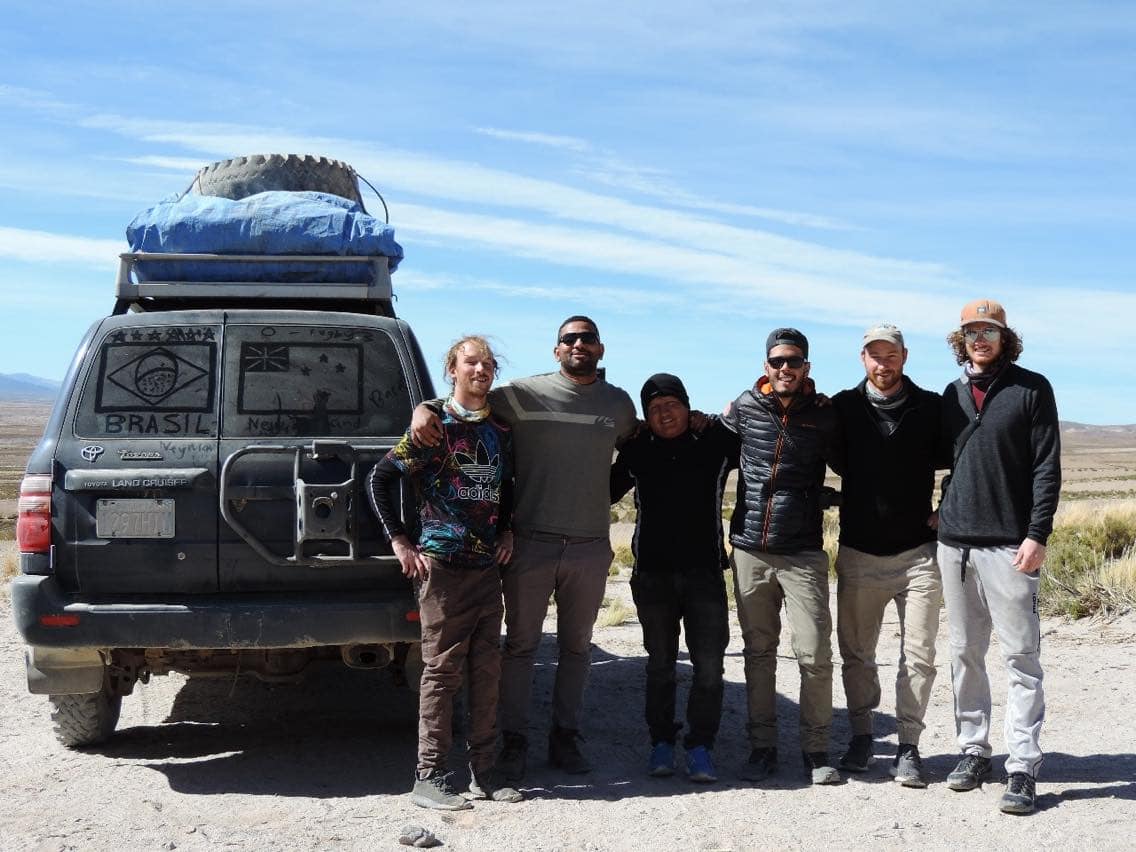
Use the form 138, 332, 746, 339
1043, 502, 1136, 618
596, 596, 634, 628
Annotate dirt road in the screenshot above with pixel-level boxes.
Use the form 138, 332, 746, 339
1, 572, 1133, 851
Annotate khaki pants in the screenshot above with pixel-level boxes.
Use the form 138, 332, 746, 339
499, 531, 613, 734
416, 558, 504, 776
731, 546, 833, 753
836, 542, 941, 745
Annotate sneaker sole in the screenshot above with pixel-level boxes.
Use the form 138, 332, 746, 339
648, 766, 675, 778
409, 793, 473, 811
839, 758, 872, 773
687, 772, 717, 783
739, 766, 777, 783
946, 773, 991, 792
999, 799, 1035, 815
889, 767, 928, 789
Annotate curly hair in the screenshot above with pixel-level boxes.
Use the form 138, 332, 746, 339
443, 335, 499, 385
946, 326, 1023, 365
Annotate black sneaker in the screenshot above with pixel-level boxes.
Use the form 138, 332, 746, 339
1000, 772, 1037, 814
803, 751, 841, 785
839, 734, 873, 773
495, 731, 528, 785
467, 766, 523, 803
740, 747, 778, 782
890, 743, 927, 788
548, 725, 591, 774
946, 753, 992, 791
409, 769, 473, 810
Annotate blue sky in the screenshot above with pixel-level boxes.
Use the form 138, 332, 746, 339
2, 2, 1134, 423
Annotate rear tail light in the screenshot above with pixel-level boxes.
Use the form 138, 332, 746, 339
17, 474, 53, 553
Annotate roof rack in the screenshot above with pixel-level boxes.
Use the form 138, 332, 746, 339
115, 252, 393, 302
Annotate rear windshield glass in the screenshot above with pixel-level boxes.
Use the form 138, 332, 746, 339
74, 325, 219, 438
222, 324, 413, 438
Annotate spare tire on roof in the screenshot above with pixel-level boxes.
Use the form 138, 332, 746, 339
190, 154, 365, 207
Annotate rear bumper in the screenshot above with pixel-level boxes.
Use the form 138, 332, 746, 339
10, 574, 421, 650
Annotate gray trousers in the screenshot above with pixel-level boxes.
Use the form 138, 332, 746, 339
732, 546, 833, 753
499, 531, 613, 734
938, 543, 1045, 777
836, 542, 941, 745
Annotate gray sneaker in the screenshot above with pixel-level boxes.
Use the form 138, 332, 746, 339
839, 734, 873, 773
803, 751, 841, 785
946, 753, 992, 791
467, 767, 523, 803
890, 743, 927, 788
1000, 772, 1037, 814
740, 747, 778, 782
410, 770, 474, 810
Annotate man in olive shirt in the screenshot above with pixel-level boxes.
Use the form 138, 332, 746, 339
412, 316, 637, 781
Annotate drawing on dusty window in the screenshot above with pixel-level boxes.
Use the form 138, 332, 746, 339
95, 342, 215, 411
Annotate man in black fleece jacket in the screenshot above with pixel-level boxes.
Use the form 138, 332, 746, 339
611, 373, 738, 784
937, 298, 1060, 816
831, 323, 945, 789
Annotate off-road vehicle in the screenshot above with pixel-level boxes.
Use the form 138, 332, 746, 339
12, 155, 433, 747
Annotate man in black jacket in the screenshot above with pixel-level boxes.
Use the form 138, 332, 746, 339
611, 374, 738, 784
723, 328, 843, 785
937, 298, 1060, 816
831, 323, 944, 788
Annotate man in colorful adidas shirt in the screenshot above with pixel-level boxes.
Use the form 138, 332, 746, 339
367, 335, 521, 811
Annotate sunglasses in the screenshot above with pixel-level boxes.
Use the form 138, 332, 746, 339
559, 331, 600, 346
963, 327, 1001, 342
767, 355, 806, 369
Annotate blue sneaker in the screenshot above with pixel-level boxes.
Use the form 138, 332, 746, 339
685, 746, 717, 783
648, 742, 675, 777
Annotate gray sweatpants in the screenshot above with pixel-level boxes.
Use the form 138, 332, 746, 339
836, 542, 941, 745
938, 543, 1045, 777
499, 531, 613, 734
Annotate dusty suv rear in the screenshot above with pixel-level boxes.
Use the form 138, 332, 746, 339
11, 157, 433, 747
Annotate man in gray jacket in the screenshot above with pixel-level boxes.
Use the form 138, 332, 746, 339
937, 298, 1060, 815
411, 316, 637, 782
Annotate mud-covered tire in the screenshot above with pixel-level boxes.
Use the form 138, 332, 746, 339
49, 687, 122, 748
190, 154, 363, 205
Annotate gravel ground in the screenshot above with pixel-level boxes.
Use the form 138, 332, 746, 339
1, 570, 1134, 851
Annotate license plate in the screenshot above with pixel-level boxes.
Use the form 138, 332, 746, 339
96, 499, 175, 539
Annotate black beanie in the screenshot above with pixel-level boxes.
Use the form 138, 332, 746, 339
640, 373, 690, 416
766, 327, 809, 359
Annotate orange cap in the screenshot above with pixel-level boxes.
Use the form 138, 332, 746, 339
960, 298, 1006, 328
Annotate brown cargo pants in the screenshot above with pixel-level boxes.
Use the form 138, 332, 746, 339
415, 558, 505, 776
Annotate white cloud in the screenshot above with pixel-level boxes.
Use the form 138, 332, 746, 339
472, 126, 591, 152
0, 227, 121, 268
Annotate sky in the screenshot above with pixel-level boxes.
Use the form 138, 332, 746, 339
1, 2, 1134, 424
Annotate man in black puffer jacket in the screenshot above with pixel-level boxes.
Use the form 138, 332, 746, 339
830, 323, 945, 789
722, 328, 843, 786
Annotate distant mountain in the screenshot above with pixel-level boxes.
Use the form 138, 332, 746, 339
0, 373, 60, 400
1061, 421, 1136, 449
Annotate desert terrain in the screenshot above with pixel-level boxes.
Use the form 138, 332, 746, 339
1, 402, 1134, 851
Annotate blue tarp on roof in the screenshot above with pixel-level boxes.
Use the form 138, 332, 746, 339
126, 191, 404, 283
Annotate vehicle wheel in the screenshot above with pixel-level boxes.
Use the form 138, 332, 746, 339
190, 154, 363, 205
49, 685, 122, 748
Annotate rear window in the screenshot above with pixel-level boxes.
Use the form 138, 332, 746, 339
74, 325, 219, 438
221, 324, 413, 438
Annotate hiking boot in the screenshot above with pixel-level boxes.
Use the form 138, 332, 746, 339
946, 753, 992, 792
890, 743, 927, 788
648, 741, 675, 777
685, 746, 717, 783
467, 766, 523, 803
740, 747, 778, 782
839, 734, 874, 773
495, 731, 528, 785
1000, 772, 1037, 814
409, 769, 474, 810
548, 725, 591, 774
803, 751, 841, 785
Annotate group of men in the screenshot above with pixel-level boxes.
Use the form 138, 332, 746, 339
366, 300, 1061, 817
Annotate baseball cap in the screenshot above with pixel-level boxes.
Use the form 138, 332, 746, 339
862, 323, 905, 349
960, 298, 1006, 328
766, 327, 809, 359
